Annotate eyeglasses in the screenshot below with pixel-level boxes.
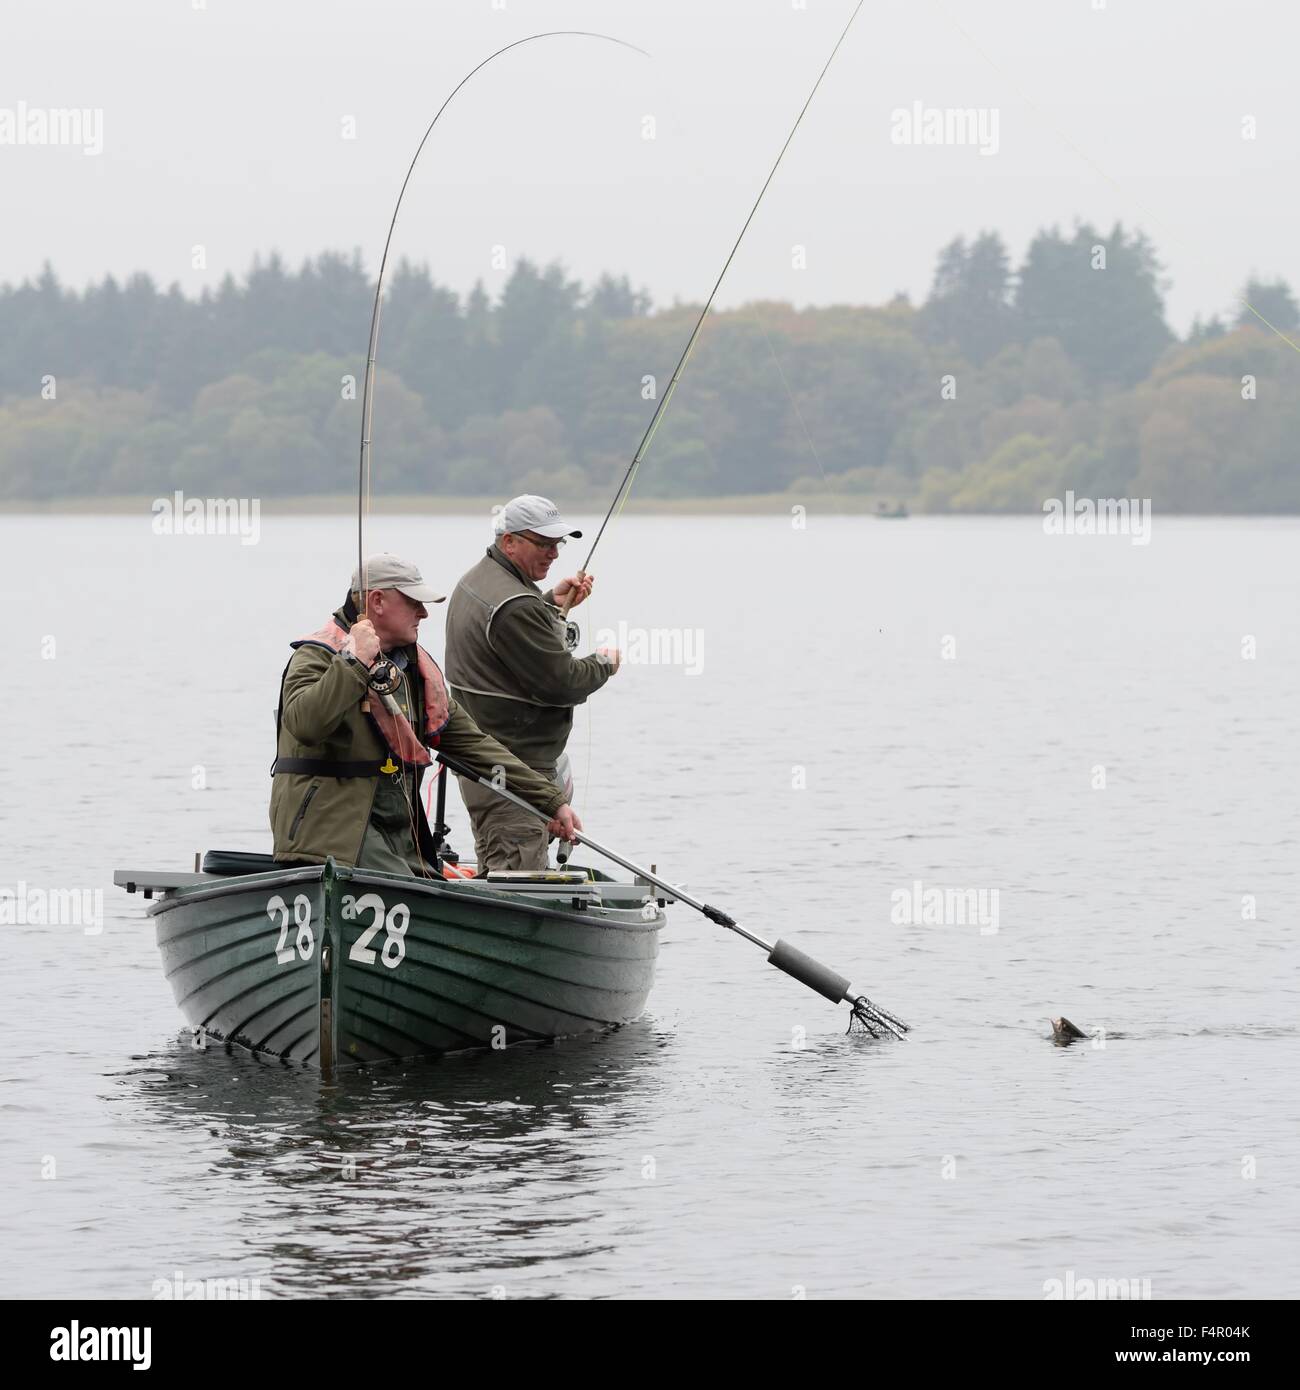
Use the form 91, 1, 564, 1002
516, 531, 565, 551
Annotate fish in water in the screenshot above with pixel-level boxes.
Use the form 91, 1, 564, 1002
1051, 1016, 1087, 1045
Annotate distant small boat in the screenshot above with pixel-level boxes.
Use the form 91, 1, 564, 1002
874, 501, 909, 519
114, 852, 667, 1071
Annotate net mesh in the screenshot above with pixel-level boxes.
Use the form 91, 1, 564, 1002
848, 996, 910, 1040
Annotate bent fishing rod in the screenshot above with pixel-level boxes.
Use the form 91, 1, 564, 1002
351, 10, 903, 1036
433, 749, 907, 1038
560, 0, 866, 615
353, 30, 650, 616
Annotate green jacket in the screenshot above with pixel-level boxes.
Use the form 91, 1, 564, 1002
269, 608, 567, 867
444, 546, 613, 771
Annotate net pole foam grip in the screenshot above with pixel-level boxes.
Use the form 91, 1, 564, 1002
767, 939, 851, 1005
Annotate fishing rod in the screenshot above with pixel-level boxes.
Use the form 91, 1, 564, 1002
434, 749, 907, 1038
349, 12, 904, 1035
354, 30, 650, 616
560, 0, 866, 616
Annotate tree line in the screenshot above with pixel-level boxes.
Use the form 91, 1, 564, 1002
1, 226, 1297, 511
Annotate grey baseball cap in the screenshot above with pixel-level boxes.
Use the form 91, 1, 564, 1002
493, 494, 583, 540
351, 553, 445, 603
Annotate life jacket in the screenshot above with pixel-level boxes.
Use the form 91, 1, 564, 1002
273, 618, 450, 777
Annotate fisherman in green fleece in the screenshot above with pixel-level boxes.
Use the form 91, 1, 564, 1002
270, 553, 580, 875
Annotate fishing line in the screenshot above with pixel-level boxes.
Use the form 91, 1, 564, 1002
582, 589, 596, 822
350, 30, 651, 874
570, 0, 865, 824
354, 30, 651, 611
566, 0, 867, 600
353, 10, 865, 869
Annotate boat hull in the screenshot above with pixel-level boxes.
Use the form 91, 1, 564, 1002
147, 860, 662, 1068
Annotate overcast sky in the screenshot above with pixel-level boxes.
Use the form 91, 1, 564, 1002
4, 0, 1296, 331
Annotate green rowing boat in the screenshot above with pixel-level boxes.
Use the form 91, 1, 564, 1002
114, 853, 667, 1071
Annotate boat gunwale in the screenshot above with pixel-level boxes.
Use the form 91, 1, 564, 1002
145, 865, 325, 915
354, 867, 665, 932
143, 863, 665, 934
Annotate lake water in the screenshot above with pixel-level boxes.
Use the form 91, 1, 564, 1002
2, 512, 1297, 1299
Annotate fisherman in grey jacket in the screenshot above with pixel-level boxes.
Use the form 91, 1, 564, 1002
444, 495, 620, 870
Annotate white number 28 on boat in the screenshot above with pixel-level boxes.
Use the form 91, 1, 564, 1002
342, 894, 410, 969
267, 894, 314, 964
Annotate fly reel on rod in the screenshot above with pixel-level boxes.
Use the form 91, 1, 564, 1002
365, 658, 401, 695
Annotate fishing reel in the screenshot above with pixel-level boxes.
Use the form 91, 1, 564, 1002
547, 593, 580, 651
366, 658, 401, 695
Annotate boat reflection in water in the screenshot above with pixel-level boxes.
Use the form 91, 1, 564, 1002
118, 1019, 671, 1297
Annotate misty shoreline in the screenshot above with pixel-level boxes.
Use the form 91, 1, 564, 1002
3, 493, 1298, 519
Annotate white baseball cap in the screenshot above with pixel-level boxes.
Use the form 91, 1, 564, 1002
351, 553, 445, 603
493, 494, 583, 540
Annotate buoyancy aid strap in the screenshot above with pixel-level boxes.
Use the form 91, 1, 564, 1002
294, 620, 449, 739
271, 756, 399, 778
415, 645, 451, 735
276, 619, 449, 774
290, 622, 349, 654
370, 697, 431, 767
